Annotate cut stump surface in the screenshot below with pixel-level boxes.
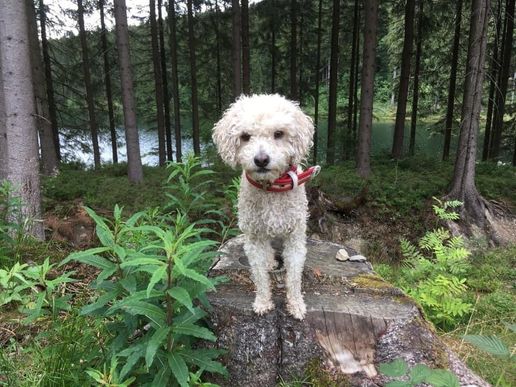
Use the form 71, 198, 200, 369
207, 235, 487, 386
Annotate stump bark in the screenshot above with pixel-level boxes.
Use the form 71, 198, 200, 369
207, 236, 487, 386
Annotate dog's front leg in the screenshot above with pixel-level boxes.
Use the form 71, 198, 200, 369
283, 228, 307, 320
244, 236, 274, 315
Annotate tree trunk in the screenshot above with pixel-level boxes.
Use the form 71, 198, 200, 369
482, 0, 503, 161
313, 0, 323, 164
39, 0, 60, 161
241, 0, 250, 95
231, 0, 242, 99
391, 0, 416, 159
77, 0, 101, 169
99, 0, 118, 164
26, 0, 59, 176
443, 0, 464, 161
409, 0, 423, 156
0, 0, 44, 239
489, 0, 514, 160
213, 0, 223, 116
206, 236, 489, 386
356, 0, 379, 179
149, 0, 166, 166
353, 10, 360, 141
289, 0, 299, 100
168, 0, 182, 162
271, 0, 277, 93
187, 0, 200, 156
447, 0, 490, 227
326, 0, 340, 165
157, 0, 173, 162
298, 1, 304, 103
113, 0, 144, 184
347, 0, 359, 142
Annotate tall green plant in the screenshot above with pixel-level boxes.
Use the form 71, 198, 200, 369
398, 199, 472, 329
61, 206, 227, 386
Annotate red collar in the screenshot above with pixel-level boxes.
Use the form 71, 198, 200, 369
245, 165, 320, 192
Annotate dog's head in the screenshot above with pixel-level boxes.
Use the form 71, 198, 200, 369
212, 94, 314, 181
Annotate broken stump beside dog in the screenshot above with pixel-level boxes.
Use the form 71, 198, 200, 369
206, 235, 487, 387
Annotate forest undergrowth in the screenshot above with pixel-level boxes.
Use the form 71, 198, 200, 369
1, 155, 515, 386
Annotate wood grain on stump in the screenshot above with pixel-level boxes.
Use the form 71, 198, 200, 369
207, 235, 487, 386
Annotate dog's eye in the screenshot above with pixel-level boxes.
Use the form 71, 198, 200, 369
274, 130, 284, 139
240, 133, 251, 142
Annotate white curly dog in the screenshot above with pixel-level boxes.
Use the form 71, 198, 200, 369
213, 94, 316, 320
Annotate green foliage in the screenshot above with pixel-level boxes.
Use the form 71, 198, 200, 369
61, 205, 227, 385
379, 358, 460, 387
463, 335, 513, 359
396, 199, 472, 329
0, 258, 74, 323
0, 181, 24, 265
86, 357, 136, 386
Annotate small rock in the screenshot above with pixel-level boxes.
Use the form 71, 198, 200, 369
349, 254, 367, 262
336, 249, 350, 261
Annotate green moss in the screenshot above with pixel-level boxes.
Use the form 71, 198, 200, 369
304, 358, 350, 387
351, 274, 396, 290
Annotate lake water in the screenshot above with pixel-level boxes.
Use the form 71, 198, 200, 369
60, 127, 194, 166
61, 120, 503, 167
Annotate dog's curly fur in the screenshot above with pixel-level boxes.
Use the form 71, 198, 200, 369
213, 94, 314, 320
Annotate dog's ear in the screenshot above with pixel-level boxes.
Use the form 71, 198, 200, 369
212, 107, 239, 168
290, 107, 315, 164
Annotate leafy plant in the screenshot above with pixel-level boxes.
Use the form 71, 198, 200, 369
86, 357, 136, 387
463, 324, 515, 387
379, 358, 460, 387
397, 199, 472, 328
61, 206, 227, 385
164, 155, 218, 220
0, 258, 74, 323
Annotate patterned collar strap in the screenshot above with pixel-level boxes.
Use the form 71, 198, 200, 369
245, 165, 321, 192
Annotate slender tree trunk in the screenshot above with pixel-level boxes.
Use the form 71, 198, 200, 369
232, 0, 242, 99
214, 0, 223, 115
392, 0, 416, 159
409, 0, 423, 156
326, 0, 340, 165
447, 0, 490, 226
168, 0, 182, 162
271, 0, 276, 93
313, 0, 323, 164
39, 0, 60, 161
149, 0, 166, 166
482, 0, 503, 161
113, 0, 143, 183
290, 0, 299, 100
347, 0, 359, 135
77, 0, 101, 169
298, 1, 304, 103
353, 9, 361, 140
0, 0, 44, 239
99, 0, 118, 164
0, 56, 5, 180
489, 0, 514, 159
356, 0, 379, 178
157, 0, 173, 162
26, 0, 58, 176
443, 0, 464, 161
187, 0, 200, 156
241, 0, 250, 94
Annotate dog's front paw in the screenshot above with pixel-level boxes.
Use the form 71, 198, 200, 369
253, 298, 275, 315
287, 297, 307, 320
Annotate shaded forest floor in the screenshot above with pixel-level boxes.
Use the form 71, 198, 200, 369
2, 155, 515, 385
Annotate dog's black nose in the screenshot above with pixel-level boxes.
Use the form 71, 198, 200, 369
254, 154, 270, 168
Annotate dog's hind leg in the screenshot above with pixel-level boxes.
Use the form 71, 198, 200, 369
244, 236, 275, 315
264, 240, 278, 271
283, 227, 307, 320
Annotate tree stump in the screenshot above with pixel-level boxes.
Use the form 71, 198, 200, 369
207, 235, 487, 386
